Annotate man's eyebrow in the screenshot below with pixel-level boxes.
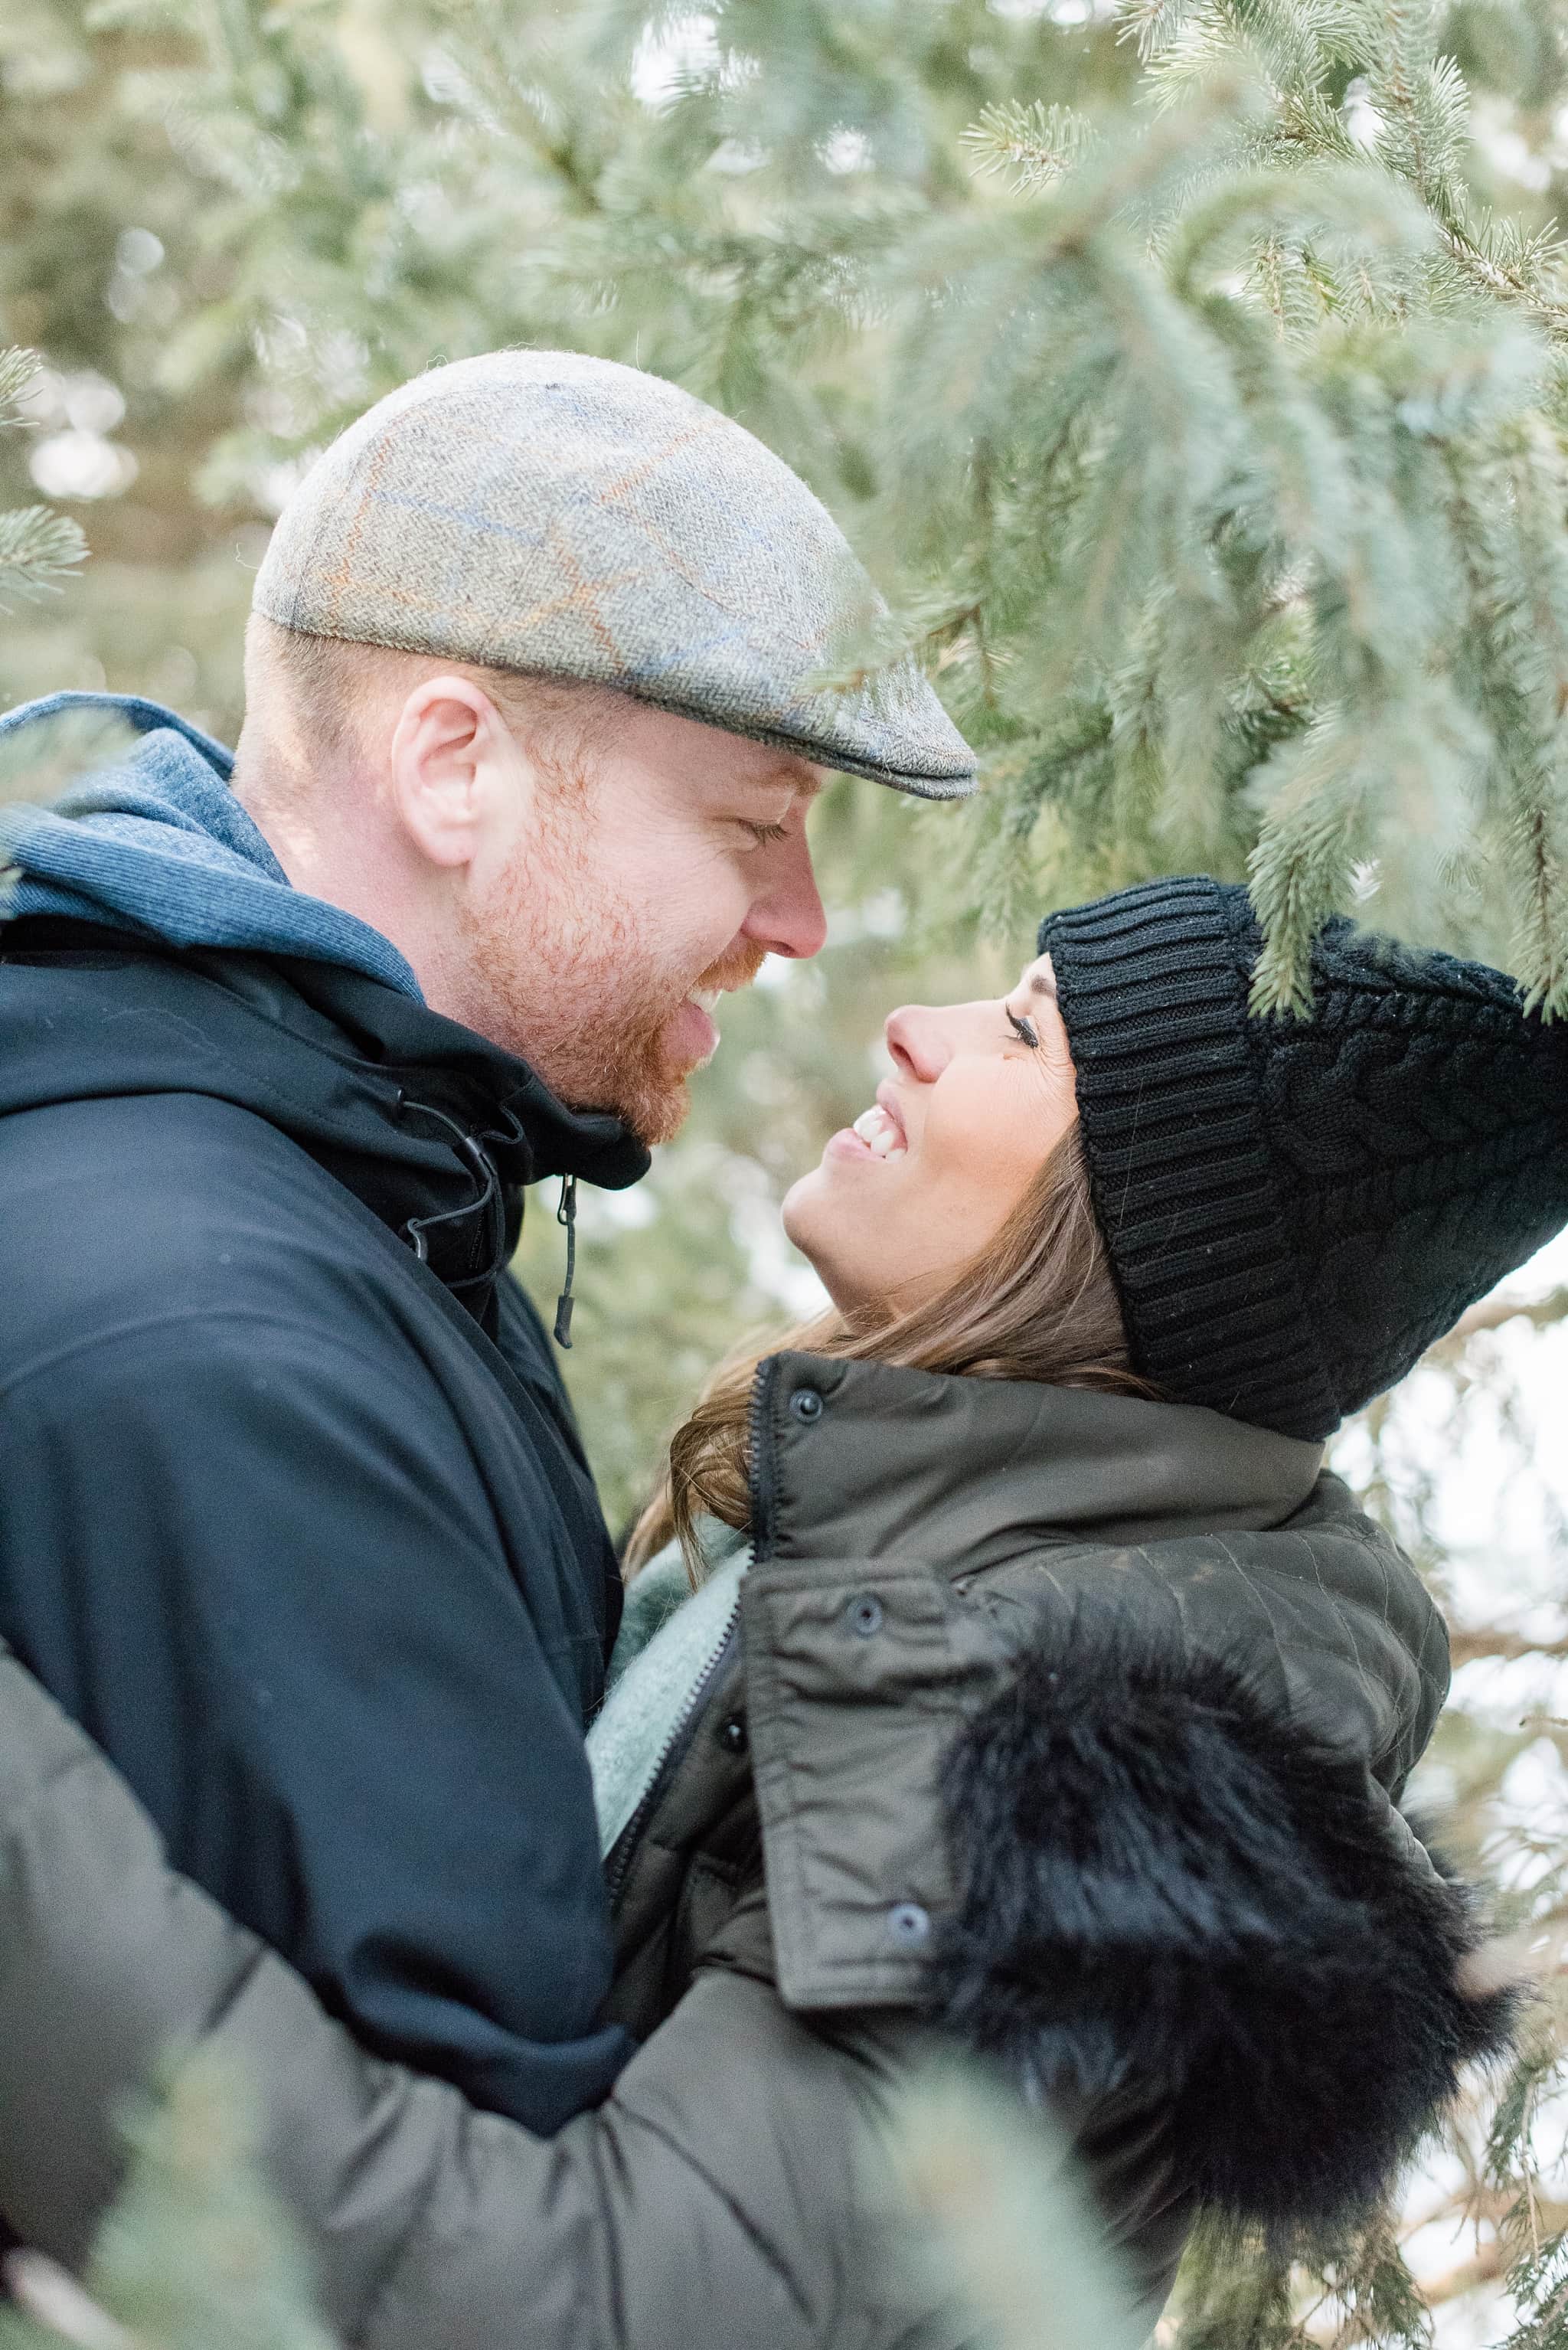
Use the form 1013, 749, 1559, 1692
753, 759, 827, 801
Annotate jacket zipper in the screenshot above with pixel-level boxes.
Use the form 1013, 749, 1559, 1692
604, 1611, 740, 1910
603, 1358, 783, 1914
746, 1355, 782, 1569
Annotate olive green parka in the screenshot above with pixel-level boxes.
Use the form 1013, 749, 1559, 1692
0, 1358, 1510, 2347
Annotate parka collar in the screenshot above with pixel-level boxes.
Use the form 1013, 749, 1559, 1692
748, 1351, 1325, 1574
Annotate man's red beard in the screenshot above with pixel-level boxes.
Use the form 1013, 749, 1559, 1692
455, 835, 767, 1144
591, 935, 767, 1144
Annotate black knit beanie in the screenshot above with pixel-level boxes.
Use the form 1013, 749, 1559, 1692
1039, 874, 1568, 1440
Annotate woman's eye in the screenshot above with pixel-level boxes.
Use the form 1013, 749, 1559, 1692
740, 819, 789, 848
1006, 1008, 1039, 1048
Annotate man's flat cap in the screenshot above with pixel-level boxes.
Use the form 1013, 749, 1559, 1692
253, 349, 976, 796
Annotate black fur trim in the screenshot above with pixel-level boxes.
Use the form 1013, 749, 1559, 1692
933, 1620, 1517, 2231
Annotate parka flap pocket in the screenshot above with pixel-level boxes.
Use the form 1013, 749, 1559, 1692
740, 1558, 1001, 2013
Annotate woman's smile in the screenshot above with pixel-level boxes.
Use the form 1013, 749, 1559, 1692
830, 1087, 910, 1163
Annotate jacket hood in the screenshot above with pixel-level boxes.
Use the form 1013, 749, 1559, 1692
0, 924, 648, 1308
0, 692, 426, 989
0, 691, 648, 1307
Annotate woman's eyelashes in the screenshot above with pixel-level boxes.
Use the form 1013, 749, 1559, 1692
1005, 1008, 1039, 1048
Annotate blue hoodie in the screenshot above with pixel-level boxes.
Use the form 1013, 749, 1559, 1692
0, 692, 651, 2133
0, 690, 419, 987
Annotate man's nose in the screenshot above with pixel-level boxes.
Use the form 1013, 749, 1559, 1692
741, 825, 828, 960
884, 1005, 952, 1083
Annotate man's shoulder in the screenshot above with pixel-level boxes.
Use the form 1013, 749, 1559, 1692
0, 1090, 419, 1385
2, 1084, 369, 1236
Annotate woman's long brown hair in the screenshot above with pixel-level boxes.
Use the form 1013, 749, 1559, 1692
624, 1122, 1151, 1584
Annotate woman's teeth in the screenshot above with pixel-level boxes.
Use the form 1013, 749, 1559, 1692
852, 1105, 906, 1159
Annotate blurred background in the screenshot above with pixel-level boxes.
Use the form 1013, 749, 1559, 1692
4, 1, 1568, 2342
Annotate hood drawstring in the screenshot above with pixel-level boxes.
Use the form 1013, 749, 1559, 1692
398, 1096, 508, 1296
554, 1175, 578, 1348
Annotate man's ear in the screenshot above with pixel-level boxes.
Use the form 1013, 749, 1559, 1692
386, 675, 527, 871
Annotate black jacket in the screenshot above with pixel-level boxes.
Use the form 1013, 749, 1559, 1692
0, 916, 648, 2132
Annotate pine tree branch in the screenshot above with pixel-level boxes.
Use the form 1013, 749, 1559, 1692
1423, 1286, 1568, 1359
1438, 226, 1568, 346
1413, 2238, 1506, 2311
0, 507, 87, 608
1301, 2193, 1568, 2336
4, 2252, 133, 2350
1449, 1626, 1568, 1666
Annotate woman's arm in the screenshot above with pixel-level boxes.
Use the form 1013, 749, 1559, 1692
0, 1646, 943, 2350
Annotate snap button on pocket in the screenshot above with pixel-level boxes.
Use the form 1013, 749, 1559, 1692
887, 1901, 931, 1947
790, 1388, 823, 1423
717, 1716, 748, 1756
845, 1594, 884, 1639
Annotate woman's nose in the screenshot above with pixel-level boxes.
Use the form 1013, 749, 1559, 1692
884, 1005, 952, 1083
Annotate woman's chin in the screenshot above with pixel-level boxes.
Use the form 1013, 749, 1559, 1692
783, 1159, 874, 1304
780, 1168, 820, 1249
785, 1126, 890, 1229
781, 1164, 844, 1267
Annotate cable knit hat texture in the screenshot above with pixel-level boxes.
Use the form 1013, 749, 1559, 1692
254, 349, 976, 796
1040, 875, 1568, 1440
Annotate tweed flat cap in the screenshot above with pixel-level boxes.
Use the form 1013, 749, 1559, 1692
253, 349, 976, 796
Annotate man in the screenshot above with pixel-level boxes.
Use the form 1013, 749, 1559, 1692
0, 348, 975, 2130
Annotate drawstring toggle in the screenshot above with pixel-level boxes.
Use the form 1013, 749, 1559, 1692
554, 1175, 578, 1348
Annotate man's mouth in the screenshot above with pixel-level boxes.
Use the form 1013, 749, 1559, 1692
662, 949, 769, 1079
665, 993, 720, 1070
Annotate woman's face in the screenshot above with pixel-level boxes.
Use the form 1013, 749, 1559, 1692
782, 951, 1080, 1315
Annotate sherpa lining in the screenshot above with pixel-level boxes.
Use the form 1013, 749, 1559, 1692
590, 1530, 746, 1858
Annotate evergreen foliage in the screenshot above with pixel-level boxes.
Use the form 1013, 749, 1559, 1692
0, 346, 84, 610
888, 2066, 1148, 2350
0, 2057, 334, 2350
2, 1, 1567, 2342
0, 341, 115, 854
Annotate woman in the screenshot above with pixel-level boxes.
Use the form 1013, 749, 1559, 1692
0, 875, 1540, 2350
